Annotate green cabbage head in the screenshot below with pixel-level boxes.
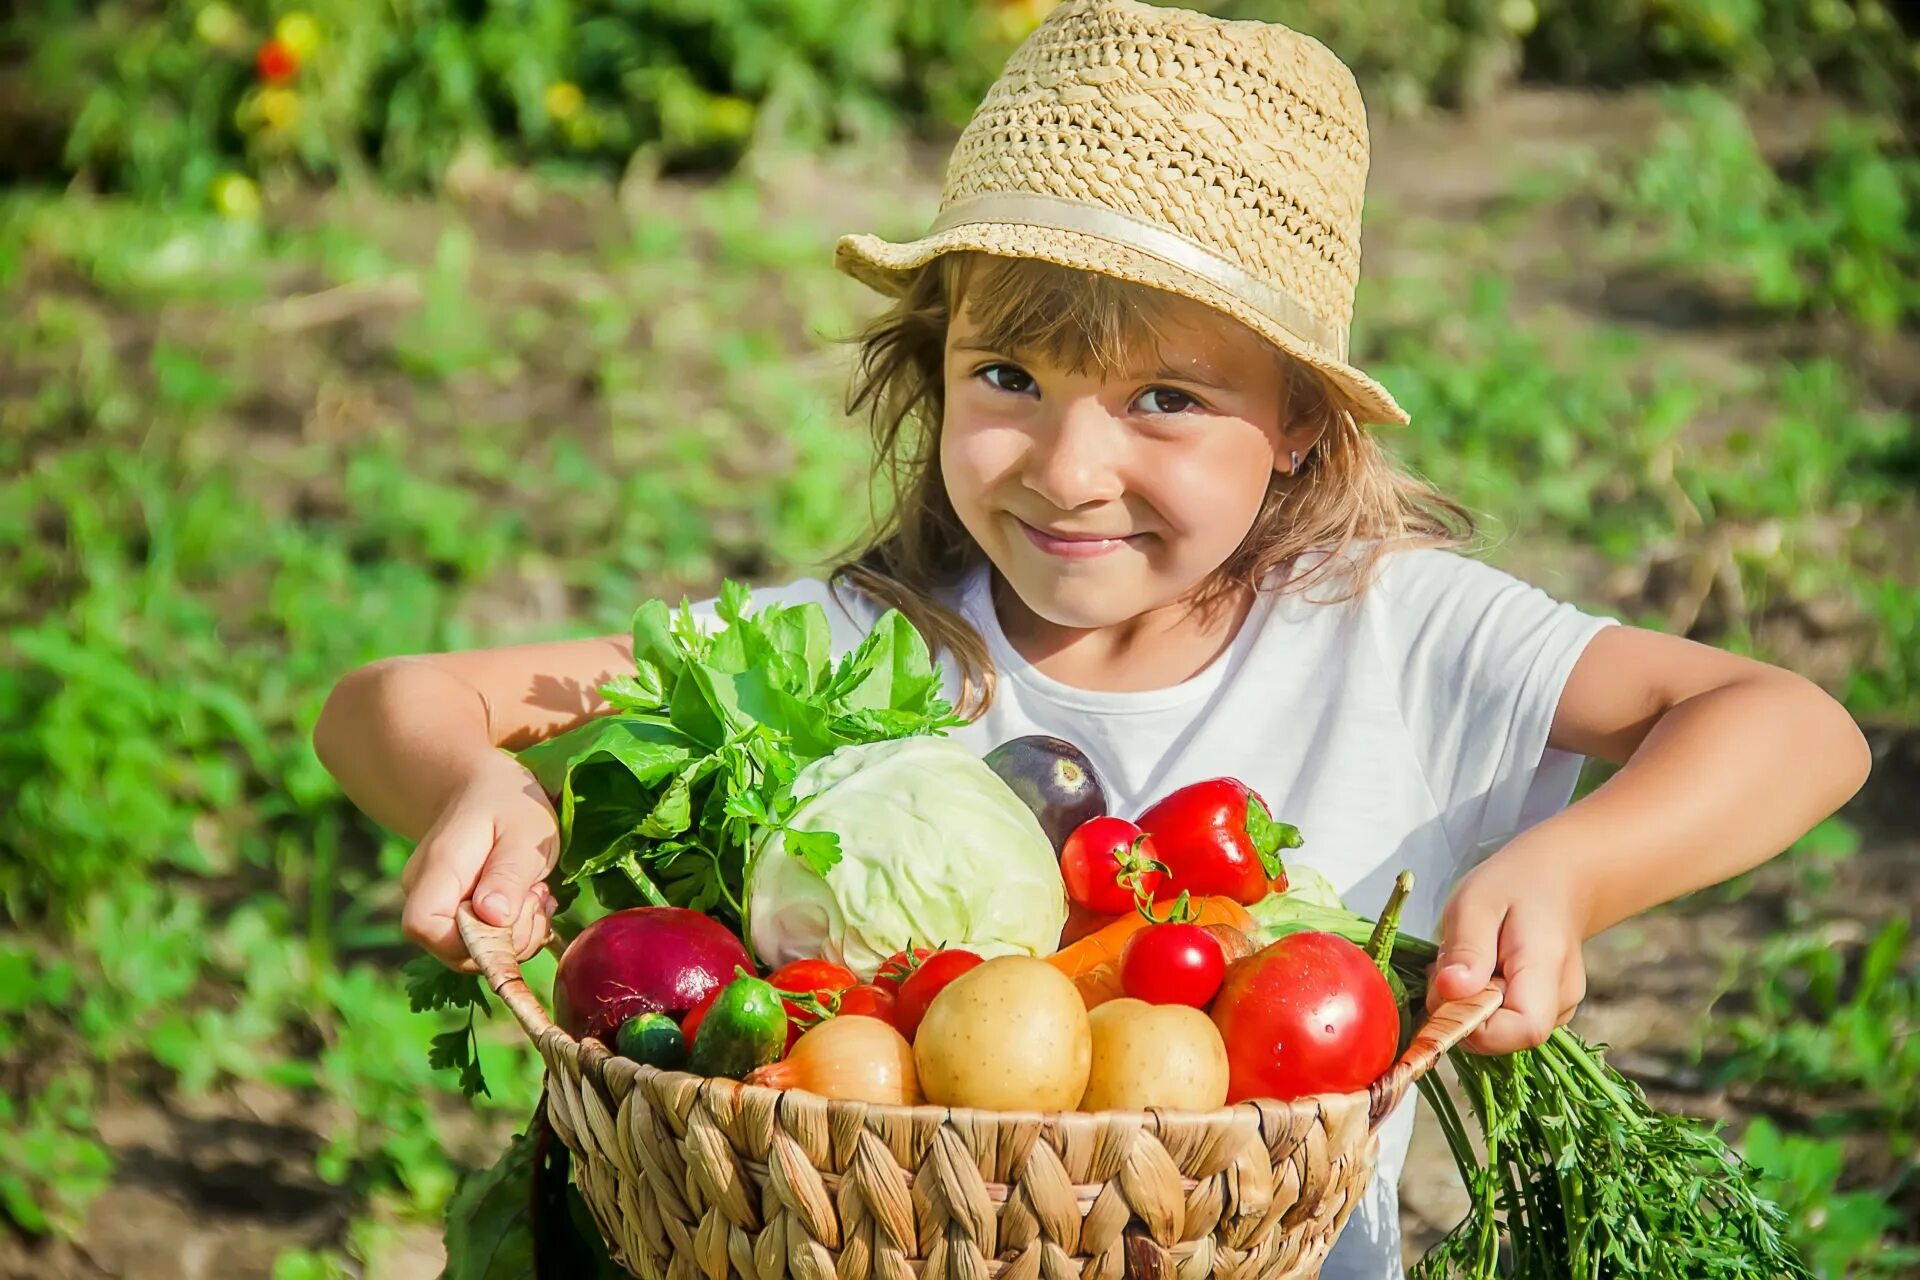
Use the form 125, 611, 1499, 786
745, 737, 1067, 977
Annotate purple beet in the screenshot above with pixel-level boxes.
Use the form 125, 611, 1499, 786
552, 907, 753, 1042
983, 735, 1108, 853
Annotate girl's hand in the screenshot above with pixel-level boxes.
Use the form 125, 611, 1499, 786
1425, 847, 1592, 1054
400, 752, 563, 971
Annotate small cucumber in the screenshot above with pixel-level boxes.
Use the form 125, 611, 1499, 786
615, 1012, 688, 1070
688, 971, 787, 1079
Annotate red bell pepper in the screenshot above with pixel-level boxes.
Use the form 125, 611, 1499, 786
1135, 778, 1298, 904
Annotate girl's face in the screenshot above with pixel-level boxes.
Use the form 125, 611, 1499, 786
941, 295, 1307, 631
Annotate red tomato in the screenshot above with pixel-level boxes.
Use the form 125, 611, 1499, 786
873, 947, 934, 993
1136, 779, 1297, 905
768, 959, 858, 1048
835, 983, 899, 1027
679, 988, 720, 1046
1211, 932, 1399, 1103
894, 949, 983, 1041
1119, 923, 1226, 1008
1060, 816, 1163, 915
255, 37, 300, 82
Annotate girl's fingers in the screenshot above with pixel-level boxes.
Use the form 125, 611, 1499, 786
1429, 887, 1507, 1010
471, 822, 559, 928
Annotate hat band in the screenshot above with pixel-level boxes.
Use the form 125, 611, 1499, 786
926, 192, 1347, 361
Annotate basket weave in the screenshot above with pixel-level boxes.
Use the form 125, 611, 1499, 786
459, 906, 1501, 1280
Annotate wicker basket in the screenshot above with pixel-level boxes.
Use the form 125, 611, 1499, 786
459, 906, 1502, 1280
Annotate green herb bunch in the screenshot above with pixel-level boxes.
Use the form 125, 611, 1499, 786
518, 581, 964, 933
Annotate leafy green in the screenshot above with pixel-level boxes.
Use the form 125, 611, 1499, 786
439, 1100, 623, 1280
406, 955, 492, 1100
518, 583, 964, 935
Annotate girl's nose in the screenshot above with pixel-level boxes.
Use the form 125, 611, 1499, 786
1024, 400, 1126, 511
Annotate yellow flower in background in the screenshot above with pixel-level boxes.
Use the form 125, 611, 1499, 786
258, 86, 301, 132
194, 2, 245, 50
706, 95, 754, 142
274, 12, 322, 62
995, 0, 1056, 43
210, 173, 261, 220
544, 81, 584, 122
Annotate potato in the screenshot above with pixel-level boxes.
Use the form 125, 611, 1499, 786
1080, 998, 1229, 1111
914, 956, 1091, 1110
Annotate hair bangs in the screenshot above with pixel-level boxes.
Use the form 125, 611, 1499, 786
939, 253, 1188, 380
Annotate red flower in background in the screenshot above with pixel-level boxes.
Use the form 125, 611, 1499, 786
256, 38, 299, 83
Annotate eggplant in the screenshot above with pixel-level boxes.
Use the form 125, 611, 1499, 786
983, 735, 1108, 852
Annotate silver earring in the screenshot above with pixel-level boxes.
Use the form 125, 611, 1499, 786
1290, 450, 1301, 474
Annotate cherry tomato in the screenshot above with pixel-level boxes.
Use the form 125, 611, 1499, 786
873, 946, 934, 993
1119, 923, 1227, 1008
1060, 816, 1163, 915
767, 958, 858, 1048
679, 988, 720, 1047
835, 983, 899, 1028
894, 949, 983, 1041
255, 37, 300, 83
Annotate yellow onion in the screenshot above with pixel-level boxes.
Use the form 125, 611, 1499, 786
745, 1015, 919, 1105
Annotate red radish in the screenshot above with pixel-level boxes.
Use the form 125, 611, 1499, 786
1060, 816, 1163, 915
1136, 778, 1297, 904
551, 906, 753, 1042
1210, 932, 1398, 1102
894, 949, 982, 1041
1119, 922, 1226, 1008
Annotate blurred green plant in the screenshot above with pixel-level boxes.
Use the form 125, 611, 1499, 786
1596, 89, 1920, 333
1741, 1117, 1920, 1280
1527, 0, 1917, 115
10, 0, 1012, 201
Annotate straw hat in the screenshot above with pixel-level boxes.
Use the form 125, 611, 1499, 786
835, 0, 1408, 426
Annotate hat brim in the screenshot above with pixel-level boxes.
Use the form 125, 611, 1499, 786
835, 223, 1410, 427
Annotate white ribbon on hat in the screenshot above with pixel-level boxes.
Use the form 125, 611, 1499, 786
927, 191, 1347, 361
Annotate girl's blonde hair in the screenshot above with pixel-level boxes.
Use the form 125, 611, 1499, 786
830, 252, 1475, 716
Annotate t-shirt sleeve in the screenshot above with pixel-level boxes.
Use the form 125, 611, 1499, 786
1378, 549, 1616, 875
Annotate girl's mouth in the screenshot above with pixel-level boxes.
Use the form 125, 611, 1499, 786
1015, 518, 1137, 560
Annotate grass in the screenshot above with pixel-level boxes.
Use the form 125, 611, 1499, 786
1, 88, 1915, 1274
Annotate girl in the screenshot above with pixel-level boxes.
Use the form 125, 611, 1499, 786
314, 2, 1870, 1275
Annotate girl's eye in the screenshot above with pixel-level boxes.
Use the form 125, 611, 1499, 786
1135, 387, 1199, 415
979, 363, 1035, 395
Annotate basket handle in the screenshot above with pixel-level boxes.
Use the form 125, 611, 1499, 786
1366, 979, 1506, 1130
458, 901, 566, 1045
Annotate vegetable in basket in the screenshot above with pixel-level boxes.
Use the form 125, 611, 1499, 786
1250, 883, 1817, 1280
517, 582, 966, 932
744, 736, 1067, 976
982, 733, 1109, 850
550, 905, 753, 1042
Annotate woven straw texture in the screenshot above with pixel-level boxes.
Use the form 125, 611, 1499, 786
835, 0, 1409, 426
461, 907, 1501, 1280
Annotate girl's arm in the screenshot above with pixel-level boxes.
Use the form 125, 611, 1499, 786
313, 633, 635, 966
1431, 625, 1872, 1052
1543, 626, 1871, 933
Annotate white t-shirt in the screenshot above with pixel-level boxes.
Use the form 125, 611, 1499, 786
694, 546, 1613, 1280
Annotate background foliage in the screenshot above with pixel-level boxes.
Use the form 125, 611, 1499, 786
1, 0, 1916, 1276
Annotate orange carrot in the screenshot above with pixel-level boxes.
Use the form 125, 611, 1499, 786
1046, 896, 1257, 978
1072, 962, 1126, 1011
